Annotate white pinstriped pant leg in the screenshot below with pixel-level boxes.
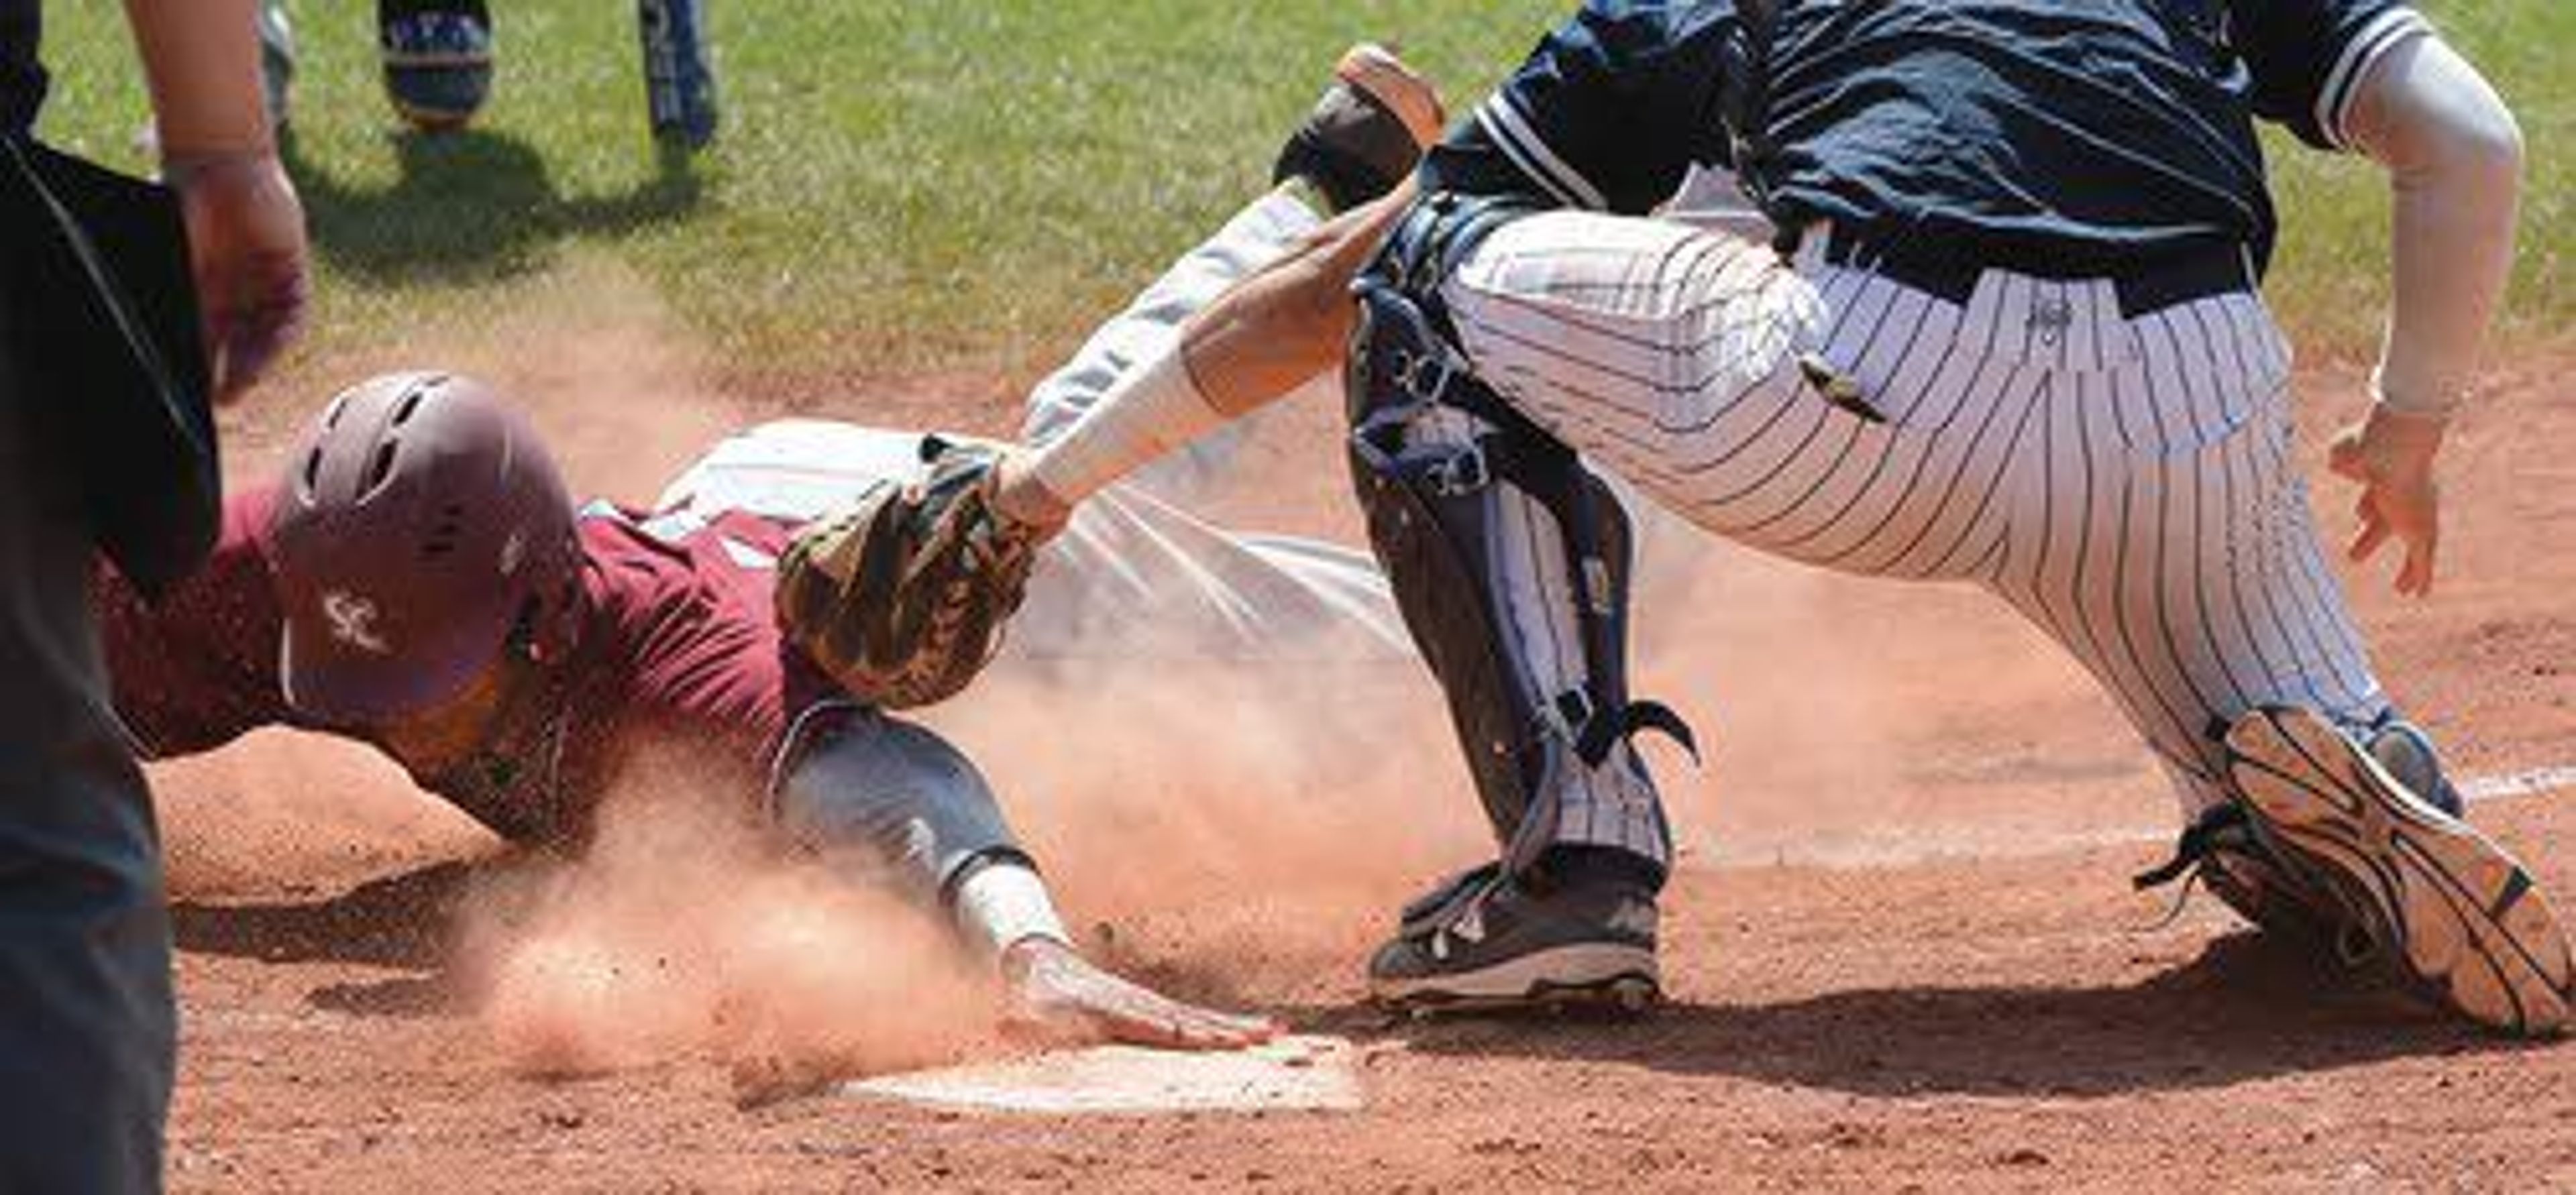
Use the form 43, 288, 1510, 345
1424, 212, 1900, 864
1986, 291, 2388, 818
1440, 211, 2394, 828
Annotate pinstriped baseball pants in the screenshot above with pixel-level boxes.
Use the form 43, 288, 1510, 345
1440, 209, 2392, 824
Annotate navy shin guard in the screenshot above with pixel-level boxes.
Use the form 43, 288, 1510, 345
1344, 196, 1695, 878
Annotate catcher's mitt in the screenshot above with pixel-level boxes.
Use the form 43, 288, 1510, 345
775, 437, 1053, 709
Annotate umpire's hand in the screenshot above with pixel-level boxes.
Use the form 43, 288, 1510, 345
168, 150, 309, 404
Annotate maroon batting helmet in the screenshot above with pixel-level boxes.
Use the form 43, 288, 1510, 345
268, 372, 582, 725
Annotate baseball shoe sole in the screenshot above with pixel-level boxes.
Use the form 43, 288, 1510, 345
2223, 705, 2573, 1036
1373, 945, 1660, 1017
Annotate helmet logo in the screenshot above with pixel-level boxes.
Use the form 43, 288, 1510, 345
321, 591, 392, 655
499, 528, 527, 577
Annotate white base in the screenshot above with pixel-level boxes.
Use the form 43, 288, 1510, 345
839, 1034, 1362, 1115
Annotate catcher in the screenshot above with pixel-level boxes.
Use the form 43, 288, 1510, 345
103, 44, 1435, 1050
802, 4, 2573, 1037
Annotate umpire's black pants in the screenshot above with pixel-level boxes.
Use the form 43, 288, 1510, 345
0, 372, 173, 1191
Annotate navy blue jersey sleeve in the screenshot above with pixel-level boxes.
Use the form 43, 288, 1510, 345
1418, 1, 1737, 215
2231, 0, 2431, 150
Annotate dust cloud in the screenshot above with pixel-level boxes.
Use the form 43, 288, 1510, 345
467, 774, 987, 1083
231, 254, 746, 506
920, 658, 1487, 1002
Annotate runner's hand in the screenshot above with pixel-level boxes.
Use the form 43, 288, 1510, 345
1000, 939, 1277, 1051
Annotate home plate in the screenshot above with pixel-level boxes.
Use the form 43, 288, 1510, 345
839, 1035, 1363, 1115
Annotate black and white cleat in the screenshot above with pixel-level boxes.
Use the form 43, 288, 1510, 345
2223, 705, 2572, 1037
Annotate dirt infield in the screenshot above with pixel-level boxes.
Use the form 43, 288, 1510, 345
155, 342, 2574, 1192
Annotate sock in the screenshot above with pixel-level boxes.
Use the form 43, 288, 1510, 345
952, 859, 1072, 959
382, 0, 490, 25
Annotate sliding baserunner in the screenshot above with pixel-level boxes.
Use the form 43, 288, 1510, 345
103, 45, 1433, 1050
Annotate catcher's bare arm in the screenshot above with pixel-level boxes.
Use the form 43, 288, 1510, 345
992, 186, 1413, 529
986, 44, 1444, 526
2326, 32, 2522, 596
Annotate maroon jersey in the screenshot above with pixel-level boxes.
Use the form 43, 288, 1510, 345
102, 483, 843, 842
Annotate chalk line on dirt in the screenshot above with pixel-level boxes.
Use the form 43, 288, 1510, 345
2460, 764, 2576, 803
1686, 760, 2576, 872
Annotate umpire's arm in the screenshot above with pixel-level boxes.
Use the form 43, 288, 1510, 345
123, 0, 309, 400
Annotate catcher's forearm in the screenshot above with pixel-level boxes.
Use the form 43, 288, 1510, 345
123, 0, 274, 160
2347, 34, 2522, 420
1185, 180, 1415, 413
997, 183, 1413, 522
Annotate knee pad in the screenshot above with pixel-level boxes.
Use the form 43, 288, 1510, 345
1344, 201, 1695, 877
1357, 191, 1533, 338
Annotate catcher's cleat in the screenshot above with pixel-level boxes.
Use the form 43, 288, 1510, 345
1391, 975, 1662, 1021
2220, 706, 2573, 1036
1273, 44, 1446, 215
382, 3, 495, 131
1368, 858, 1661, 1015
2366, 715, 2465, 818
2139, 715, 2475, 951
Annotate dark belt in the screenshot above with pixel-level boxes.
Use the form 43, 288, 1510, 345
1817, 227, 2253, 319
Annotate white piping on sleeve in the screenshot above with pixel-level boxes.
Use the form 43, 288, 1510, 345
1476, 93, 1611, 211
2317, 7, 2433, 150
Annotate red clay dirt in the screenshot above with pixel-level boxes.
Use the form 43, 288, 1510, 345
154, 329, 2573, 1192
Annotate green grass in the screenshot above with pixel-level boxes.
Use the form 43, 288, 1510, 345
32, 0, 2574, 388
2265, 1, 2575, 352
38, 1, 1561, 381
